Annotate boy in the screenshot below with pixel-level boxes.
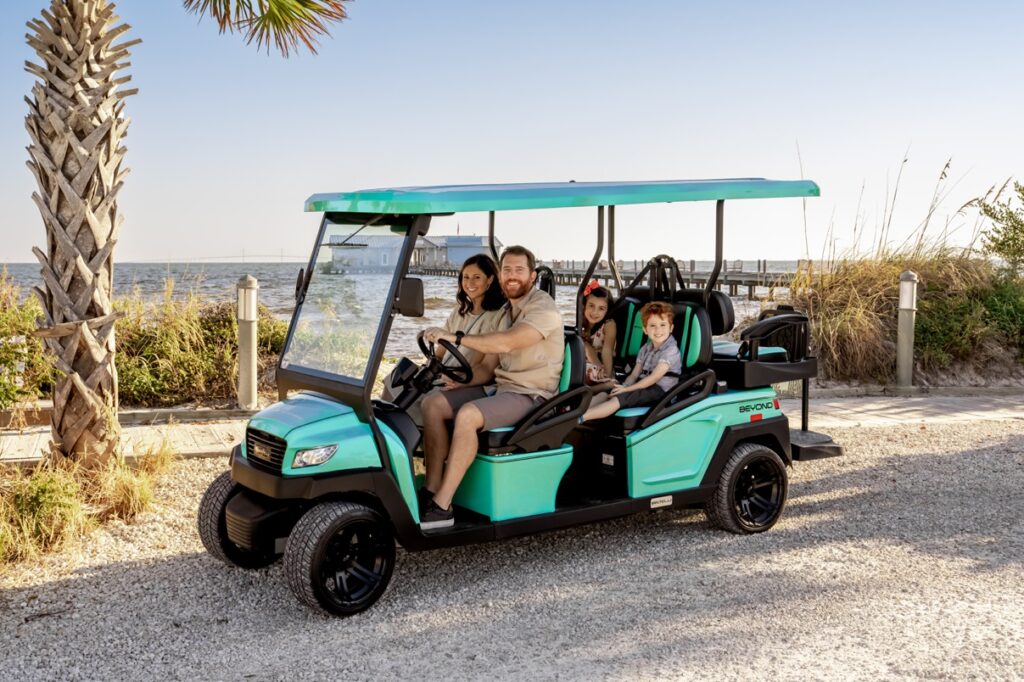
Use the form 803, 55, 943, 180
581, 301, 681, 421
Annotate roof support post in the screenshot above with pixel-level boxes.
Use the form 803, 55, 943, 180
488, 211, 499, 261
576, 206, 605, 332
704, 200, 724, 306
607, 205, 624, 292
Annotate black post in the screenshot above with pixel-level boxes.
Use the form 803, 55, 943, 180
801, 377, 810, 432
607, 205, 624, 292
576, 206, 605, 332
488, 211, 499, 261
703, 200, 724, 306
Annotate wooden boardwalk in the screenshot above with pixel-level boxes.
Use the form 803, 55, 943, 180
409, 263, 799, 300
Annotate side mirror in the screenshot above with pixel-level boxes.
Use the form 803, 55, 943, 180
396, 277, 424, 317
294, 267, 305, 303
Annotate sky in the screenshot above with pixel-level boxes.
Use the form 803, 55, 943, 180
1, 0, 1022, 264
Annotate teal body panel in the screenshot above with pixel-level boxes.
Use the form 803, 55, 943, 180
241, 394, 419, 515
453, 446, 573, 522
623, 388, 782, 498
306, 179, 820, 214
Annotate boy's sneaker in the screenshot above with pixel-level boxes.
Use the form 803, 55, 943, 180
420, 499, 454, 530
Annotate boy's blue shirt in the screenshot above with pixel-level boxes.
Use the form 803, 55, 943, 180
634, 338, 683, 392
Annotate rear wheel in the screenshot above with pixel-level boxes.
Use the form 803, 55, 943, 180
285, 501, 396, 617
198, 471, 279, 568
706, 443, 788, 534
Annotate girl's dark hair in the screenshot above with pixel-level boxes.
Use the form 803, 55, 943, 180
456, 254, 506, 315
582, 285, 615, 337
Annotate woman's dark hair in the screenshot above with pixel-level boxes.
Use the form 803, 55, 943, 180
456, 254, 506, 315
582, 285, 615, 337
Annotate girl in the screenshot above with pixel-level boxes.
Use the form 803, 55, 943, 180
580, 280, 617, 384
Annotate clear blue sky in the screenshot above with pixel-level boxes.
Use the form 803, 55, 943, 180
2, 0, 1021, 263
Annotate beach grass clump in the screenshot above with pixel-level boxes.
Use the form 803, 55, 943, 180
0, 440, 178, 563
0, 464, 91, 561
115, 280, 287, 406
0, 268, 56, 410
789, 244, 1021, 381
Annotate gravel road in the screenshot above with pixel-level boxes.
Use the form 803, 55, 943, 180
2, 421, 1022, 681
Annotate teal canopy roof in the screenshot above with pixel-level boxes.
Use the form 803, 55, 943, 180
305, 178, 819, 214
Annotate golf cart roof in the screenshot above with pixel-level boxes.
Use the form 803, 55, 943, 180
305, 178, 820, 214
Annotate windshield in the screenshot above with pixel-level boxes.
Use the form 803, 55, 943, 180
281, 217, 410, 383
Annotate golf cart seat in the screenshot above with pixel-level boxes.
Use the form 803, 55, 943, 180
673, 288, 814, 387
477, 330, 589, 454
711, 305, 818, 389
609, 285, 670, 376
610, 301, 716, 432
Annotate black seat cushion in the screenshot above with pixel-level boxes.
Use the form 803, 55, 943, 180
673, 289, 735, 336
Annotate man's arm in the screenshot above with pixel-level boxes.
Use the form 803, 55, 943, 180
440, 352, 498, 389
424, 323, 543, 355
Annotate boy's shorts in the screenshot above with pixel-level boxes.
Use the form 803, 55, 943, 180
441, 387, 542, 431
615, 386, 666, 409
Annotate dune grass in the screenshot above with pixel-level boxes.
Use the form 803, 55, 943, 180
786, 166, 1023, 383
115, 280, 288, 406
0, 439, 177, 564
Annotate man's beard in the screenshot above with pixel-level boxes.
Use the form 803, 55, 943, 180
502, 278, 530, 300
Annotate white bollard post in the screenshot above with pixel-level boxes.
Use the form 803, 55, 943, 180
897, 270, 919, 388
236, 275, 259, 410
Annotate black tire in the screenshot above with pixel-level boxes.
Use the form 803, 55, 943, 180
284, 501, 396, 617
706, 443, 788, 534
198, 471, 279, 569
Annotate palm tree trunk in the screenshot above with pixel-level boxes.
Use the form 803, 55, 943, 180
24, 0, 139, 462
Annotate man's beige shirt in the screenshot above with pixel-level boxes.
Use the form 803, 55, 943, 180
493, 287, 565, 400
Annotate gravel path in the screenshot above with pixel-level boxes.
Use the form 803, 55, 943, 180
2, 421, 1022, 681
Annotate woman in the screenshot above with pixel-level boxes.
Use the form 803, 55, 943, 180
384, 254, 505, 422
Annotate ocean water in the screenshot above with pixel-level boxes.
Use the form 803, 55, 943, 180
2, 261, 783, 358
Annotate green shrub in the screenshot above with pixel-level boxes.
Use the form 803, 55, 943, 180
979, 181, 1024, 275
916, 294, 991, 369
982, 277, 1024, 354
0, 269, 55, 408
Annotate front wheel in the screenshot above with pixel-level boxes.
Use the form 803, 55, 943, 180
284, 501, 396, 617
706, 443, 788, 534
198, 471, 279, 568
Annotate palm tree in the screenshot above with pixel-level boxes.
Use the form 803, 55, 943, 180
25, 0, 348, 462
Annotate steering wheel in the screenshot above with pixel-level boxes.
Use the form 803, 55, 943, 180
416, 331, 473, 384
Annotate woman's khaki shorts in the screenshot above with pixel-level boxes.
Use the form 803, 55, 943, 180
440, 387, 541, 431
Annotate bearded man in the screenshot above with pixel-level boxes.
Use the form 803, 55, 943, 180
418, 245, 565, 529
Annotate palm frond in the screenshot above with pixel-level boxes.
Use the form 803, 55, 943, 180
182, 0, 350, 56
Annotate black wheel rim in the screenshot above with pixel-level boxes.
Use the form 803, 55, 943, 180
316, 520, 393, 610
732, 457, 784, 530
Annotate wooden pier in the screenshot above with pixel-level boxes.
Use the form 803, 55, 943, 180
410, 259, 801, 301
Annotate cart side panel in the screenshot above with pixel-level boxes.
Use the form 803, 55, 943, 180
624, 388, 783, 498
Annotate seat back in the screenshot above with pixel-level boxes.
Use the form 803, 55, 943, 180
673, 302, 713, 372
673, 288, 735, 336
559, 330, 586, 391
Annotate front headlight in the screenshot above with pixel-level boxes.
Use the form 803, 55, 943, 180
292, 444, 338, 468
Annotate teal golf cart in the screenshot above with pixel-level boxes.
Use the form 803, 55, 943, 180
198, 179, 843, 616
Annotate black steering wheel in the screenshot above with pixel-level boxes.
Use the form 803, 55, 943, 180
417, 331, 473, 384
